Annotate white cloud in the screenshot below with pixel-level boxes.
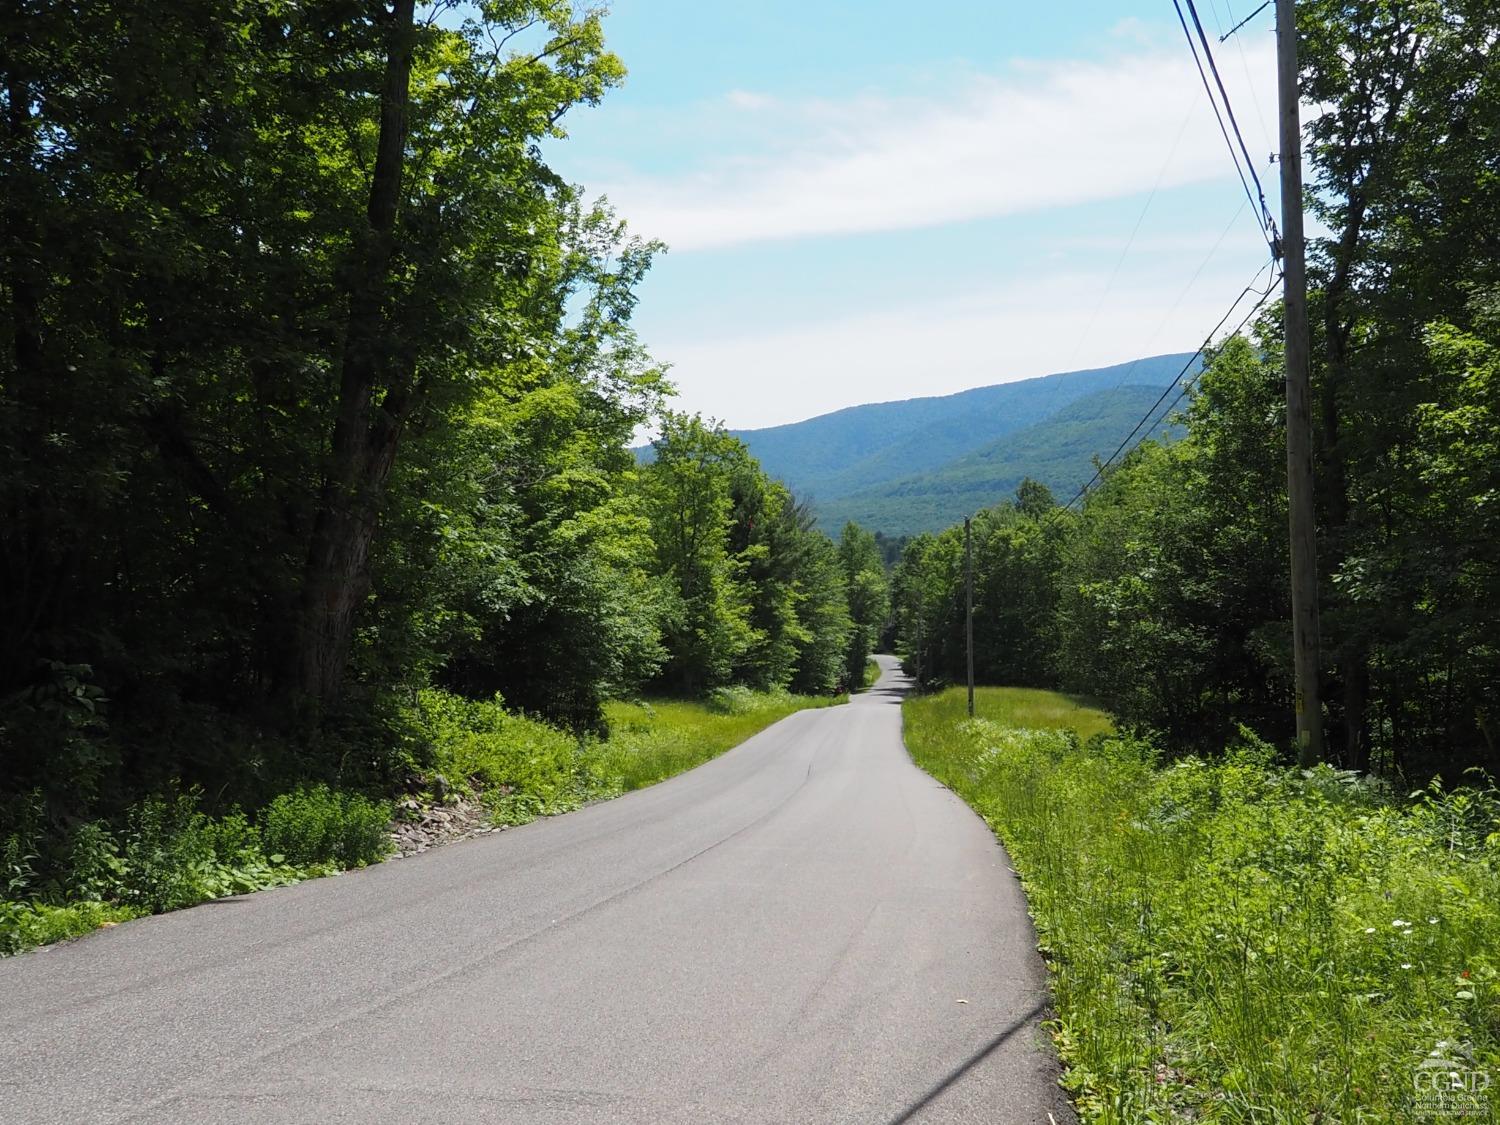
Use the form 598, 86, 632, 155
604, 42, 1279, 252
652, 256, 1276, 430
724, 89, 776, 111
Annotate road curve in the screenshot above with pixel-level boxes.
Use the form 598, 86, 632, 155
0, 656, 1072, 1124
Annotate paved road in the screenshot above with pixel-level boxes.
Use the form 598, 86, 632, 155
0, 656, 1071, 1124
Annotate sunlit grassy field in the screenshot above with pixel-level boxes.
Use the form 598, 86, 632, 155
903, 687, 1500, 1122
904, 684, 1113, 742
598, 687, 843, 793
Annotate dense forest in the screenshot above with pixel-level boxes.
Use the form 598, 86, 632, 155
892, 1, 1500, 782
817, 382, 1186, 537
0, 2, 886, 872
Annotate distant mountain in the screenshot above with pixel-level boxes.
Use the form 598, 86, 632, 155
724, 354, 1196, 535
810, 384, 1186, 536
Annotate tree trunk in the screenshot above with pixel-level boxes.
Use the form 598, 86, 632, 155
1319, 178, 1366, 770
1, 51, 51, 691
292, 0, 418, 708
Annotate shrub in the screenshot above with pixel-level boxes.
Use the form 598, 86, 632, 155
117, 790, 219, 913
704, 684, 764, 715
1, 792, 44, 899
260, 785, 391, 868
413, 691, 594, 823
64, 820, 125, 902
1, 786, 390, 956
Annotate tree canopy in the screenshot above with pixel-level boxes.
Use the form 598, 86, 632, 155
0, 1, 879, 821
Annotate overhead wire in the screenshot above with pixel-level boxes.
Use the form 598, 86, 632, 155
1059, 102, 1199, 379
967, 2, 1287, 529
1184, 0, 1276, 235
1055, 0, 1274, 400
1220, 1, 1271, 43
1057, 257, 1282, 512
1171, 0, 1281, 258
1221, 1, 1277, 173
1131, 197, 1250, 358
1054, 198, 1250, 431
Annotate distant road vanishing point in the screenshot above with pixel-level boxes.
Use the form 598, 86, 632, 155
1, 655, 1071, 1124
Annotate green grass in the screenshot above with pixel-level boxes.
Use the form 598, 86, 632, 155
904, 688, 1500, 1122
906, 684, 1113, 742
420, 685, 843, 822
596, 687, 845, 793
861, 658, 882, 691
0, 900, 142, 956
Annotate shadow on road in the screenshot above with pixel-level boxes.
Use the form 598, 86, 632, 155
883, 998, 1051, 1125
859, 682, 909, 705
854, 656, 912, 706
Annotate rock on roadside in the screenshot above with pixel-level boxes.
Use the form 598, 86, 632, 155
388, 794, 502, 857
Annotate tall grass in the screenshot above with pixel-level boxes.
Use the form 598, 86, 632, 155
905, 687, 1500, 1122
418, 685, 840, 819
905, 684, 1114, 742
594, 688, 843, 792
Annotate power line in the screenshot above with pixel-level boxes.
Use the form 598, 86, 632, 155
1059, 258, 1281, 511
1172, 0, 1259, 227
1064, 261, 1280, 510
1054, 197, 1250, 422
1171, 0, 1281, 257
1185, 0, 1276, 236
1060, 102, 1199, 377
1220, 0, 1271, 42
1223, 1, 1276, 159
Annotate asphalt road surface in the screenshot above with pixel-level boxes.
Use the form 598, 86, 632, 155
1, 655, 1072, 1124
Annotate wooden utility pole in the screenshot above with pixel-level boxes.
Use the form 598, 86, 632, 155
964, 517, 975, 718
1276, 0, 1324, 765
914, 603, 924, 689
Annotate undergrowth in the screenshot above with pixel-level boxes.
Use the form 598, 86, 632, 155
904, 686, 1500, 1122
0, 785, 389, 956
415, 685, 842, 817
2, 684, 837, 954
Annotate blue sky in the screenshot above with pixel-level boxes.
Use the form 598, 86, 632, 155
544, 1, 1283, 429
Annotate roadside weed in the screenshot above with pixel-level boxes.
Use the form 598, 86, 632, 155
904, 687, 1500, 1122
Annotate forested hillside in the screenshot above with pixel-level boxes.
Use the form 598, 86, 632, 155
816, 383, 1185, 535
728, 354, 1192, 524
896, 324, 1499, 781
0, 2, 887, 946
